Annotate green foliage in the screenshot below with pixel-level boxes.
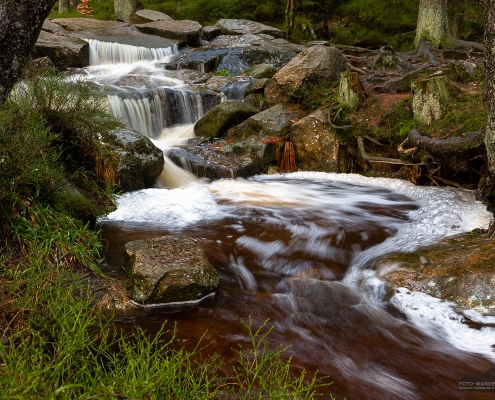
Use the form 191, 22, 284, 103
290, 78, 337, 112
214, 68, 233, 77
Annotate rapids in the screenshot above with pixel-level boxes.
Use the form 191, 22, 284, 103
75, 38, 495, 399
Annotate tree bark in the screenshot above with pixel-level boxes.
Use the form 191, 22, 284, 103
285, 0, 295, 40
484, 0, 495, 174
0, 0, 56, 107
59, 0, 70, 13
414, 0, 450, 48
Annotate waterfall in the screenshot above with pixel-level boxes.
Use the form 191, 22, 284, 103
108, 87, 207, 138
222, 80, 251, 100
86, 38, 179, 65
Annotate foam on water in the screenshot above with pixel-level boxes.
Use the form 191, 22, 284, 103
392, 288, 495, 363
105, 186, 224, 226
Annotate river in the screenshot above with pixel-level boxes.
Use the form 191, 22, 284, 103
73, 38, 495, 399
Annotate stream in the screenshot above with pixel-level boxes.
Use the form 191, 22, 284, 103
74, 38, 495, 399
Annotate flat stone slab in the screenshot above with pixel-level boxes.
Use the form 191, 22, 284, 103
50, 17, 127, 31
132, 9, 173, 24
134, 20, 202, 47
215, 19, 285, 39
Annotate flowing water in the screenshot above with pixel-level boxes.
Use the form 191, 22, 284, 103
76, 39, 495, 399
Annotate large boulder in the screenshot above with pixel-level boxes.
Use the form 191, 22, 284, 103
194, 100, 258, 139
105, 128, 164, 192
215, 19, 285, 39
201, 26, 221, 41
231, 103, 298, 139
132, 9, 173, 24
290, 108, 341, 172
134, 20, 202, 47
123, 235, 219, 304
33, 30, 89, 69
374, 231, 495, 311
264, 45, 348, 106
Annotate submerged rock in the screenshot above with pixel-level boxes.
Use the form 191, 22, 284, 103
123, 235, 219, 304
265, 45, 348, 106
105, 128, 164, 192
374, 231, 495, 311
194, 100, 258, 139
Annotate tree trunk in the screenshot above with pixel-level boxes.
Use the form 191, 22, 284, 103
414, 0, 450, 48
70, 0, 80, 10
484, 0, 495, 174
59, 0, 70, 13
285, 0, 295, 40
338, 72, 365, 109
411, 76, 450, 125
0, 0, 56, 107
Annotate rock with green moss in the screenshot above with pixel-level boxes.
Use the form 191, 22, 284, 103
374, 231, 495, 311
264, 45, 348, 106
243, 64, 277, 79
290, 108, 340, 172
230, 103, 298, 139
106, 128, 164, 192
194, 100, 258, 139
123, 235, 219, 304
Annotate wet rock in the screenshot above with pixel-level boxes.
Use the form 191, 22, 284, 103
265, 45, 348, 106
134, 20, 202, 47
163, 44, 297, 76
245, 78, 270, 95
194, 100, 258, 139
243, 64, 277, 79
290, 108, 340, 172
105, 128, 164, 192
231, 103, 298, 139
33, 30, 89, 69
168, 135, 275, 180
123, 235, 218, 304
205, 75, 237, 91
165, 69, 211, 84
132, 9, 173, 24
215, 19, 285, 39
374, 231, 495, 311
201, 26, 221, 41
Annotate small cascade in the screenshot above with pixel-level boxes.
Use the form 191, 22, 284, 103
108, 87, 209, 138
222, 80, 251, 100
155, 156, 199, 189
86, 38, 179, 65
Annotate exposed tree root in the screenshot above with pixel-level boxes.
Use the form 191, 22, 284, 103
405, 128, 485, 157
357, 136, 423, 165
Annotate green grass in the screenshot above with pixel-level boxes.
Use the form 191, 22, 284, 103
0, 249, 331, 398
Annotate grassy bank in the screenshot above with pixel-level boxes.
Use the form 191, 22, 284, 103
0, 72, 329, 398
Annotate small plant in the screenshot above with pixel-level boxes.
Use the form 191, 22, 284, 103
214, 68, 233, 77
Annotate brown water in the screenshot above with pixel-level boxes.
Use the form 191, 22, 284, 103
100, 176, 495, 400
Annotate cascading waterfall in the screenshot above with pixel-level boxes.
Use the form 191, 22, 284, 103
222, 80, 251, 100
86, 38, 179, 65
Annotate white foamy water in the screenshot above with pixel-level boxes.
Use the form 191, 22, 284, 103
392, 289, 495, 363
